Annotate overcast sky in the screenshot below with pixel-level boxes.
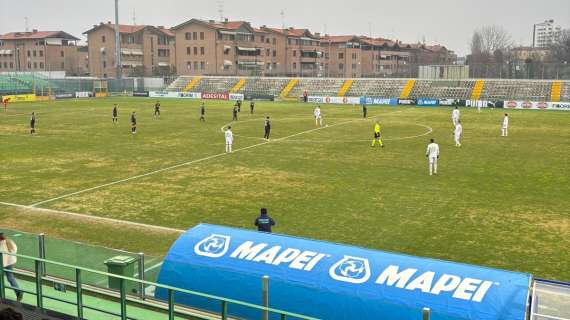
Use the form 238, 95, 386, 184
0, 0, 568, 55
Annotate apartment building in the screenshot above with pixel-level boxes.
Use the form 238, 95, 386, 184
533, 19, 562, 48
84, 22, 175, 78
0, 30, 81, 74
172, 19, 272, 76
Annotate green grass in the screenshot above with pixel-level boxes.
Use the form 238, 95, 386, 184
1, 97, 569, 282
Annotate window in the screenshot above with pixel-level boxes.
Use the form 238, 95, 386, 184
338, 53, 344, 59
27, 50, 31, 57
223, 64, 230, 71
200, 61, 205, 70
273, 50, 276, 57
224, 47, 230, 55
158, 49, 169, 57
102, 35, 106, 43
293, 62, 297, 69
261, 36, 265, 43
61, 50, 64, 57
193, 32, 197, 40
0, 63, 2, 69
185, 32, 191, 40
339, 63, 344, 70
9, 62, 13, 68
352, 64, 357, 69
266, 49, 270, 56
272, 62, 277, 70
200, 32, 204, 40
293, 50, 296, 57
39, 50, 43, 57
33, 50, 37, 57
103, 61, 107, 68
193, 47, 198, 55
33, 62, 37, 69
200, 47, 205, 55
187, 47, 191, 55
352, 53, 357, 59
272, 38, 276, 45
266, 63, 270, 70
187, 61, 191, 69
39, 62, 44, 69
28, 62, 31, 68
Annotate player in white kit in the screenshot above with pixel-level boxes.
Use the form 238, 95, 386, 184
314, 106, 323, 127
501, 113, 509, 137
451, 107, 460, 126
454, 120, 463, 147
426, 138, 440, 176
225, 126, 234, 153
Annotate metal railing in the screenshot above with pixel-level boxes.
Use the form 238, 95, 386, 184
0, 252, 318, 320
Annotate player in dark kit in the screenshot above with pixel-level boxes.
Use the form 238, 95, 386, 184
199, 102, 205, 122
30, 112, 36, 135
232, 106, 238, 121
236, 99, 242, 112
153, 101, 161, 118
131, 112, 137, 134
112, 104, 118, 123
264, 116, 271, 140
362, 104, 367, 118
250, 101, 255, 114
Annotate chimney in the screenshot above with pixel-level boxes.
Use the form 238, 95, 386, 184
32, 29, 38, 33
107, 21, 111, 24
224, 18, 228, 23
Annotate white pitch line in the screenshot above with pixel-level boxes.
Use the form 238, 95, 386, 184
0, 201, 185, 234
29, 119, 358, 207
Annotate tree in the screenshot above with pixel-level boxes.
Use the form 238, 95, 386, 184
469, 25, 512, 77
550, 29, 570, 63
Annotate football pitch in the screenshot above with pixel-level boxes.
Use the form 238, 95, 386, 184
0, 97, 569, 281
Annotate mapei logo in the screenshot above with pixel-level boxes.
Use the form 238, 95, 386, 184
194, 234, 231, 258
329, 256, 371, 284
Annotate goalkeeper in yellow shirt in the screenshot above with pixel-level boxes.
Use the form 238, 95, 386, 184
371, 121, 384, 147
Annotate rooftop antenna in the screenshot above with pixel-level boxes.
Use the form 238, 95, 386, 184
369, 22, 372, 38
24, 17, 29, 32
217, 0, 224, 21
324, 23, 327, 35
280, 10, 285, 30
132, 8, 136, 25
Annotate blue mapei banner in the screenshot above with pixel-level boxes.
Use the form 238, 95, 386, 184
417, 98, 439, 106
156, 224, 531, 320
360, 97, 399, 106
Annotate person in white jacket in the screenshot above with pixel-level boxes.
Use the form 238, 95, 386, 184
454, 121, 463, 147
426, 138, 440, 176
502, 113, 509, 137
314, 106, 323, 127
0, 233, 22, 301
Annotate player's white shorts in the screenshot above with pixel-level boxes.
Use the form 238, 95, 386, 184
226, 139, 233, 145
429, 157, 438, 164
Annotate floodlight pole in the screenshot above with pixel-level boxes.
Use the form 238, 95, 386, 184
115, 0, 122, 79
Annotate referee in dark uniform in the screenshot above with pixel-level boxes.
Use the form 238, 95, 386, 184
254, 208, 275, 233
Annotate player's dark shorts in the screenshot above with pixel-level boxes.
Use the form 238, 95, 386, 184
374, 132, 380, 138
30, 121, 35, 128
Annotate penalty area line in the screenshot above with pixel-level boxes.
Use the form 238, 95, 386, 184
29, 119, 358, 207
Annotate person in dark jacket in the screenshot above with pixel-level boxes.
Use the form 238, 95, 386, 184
254, 208, 275, 232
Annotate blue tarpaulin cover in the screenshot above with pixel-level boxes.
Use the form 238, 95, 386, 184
156, 224, 531, 320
